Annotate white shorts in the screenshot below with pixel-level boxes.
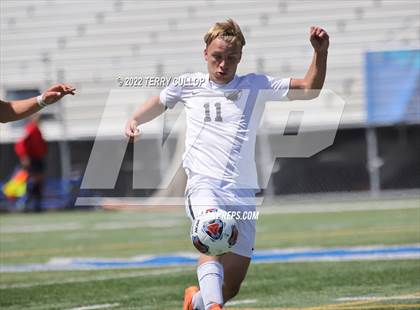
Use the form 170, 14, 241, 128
185, 186, 257, 258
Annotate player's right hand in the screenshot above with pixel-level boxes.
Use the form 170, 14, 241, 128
125, 119, 141, 141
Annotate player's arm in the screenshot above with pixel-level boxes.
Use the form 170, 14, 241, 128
0, 98, 41, 123
0, 83, 76, 123
287, 26, 329, 101
125, 95, 166, 138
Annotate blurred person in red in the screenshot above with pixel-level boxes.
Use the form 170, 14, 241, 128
14, 115, 48, 212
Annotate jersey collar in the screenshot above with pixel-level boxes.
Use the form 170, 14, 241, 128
206, 74, 239, 90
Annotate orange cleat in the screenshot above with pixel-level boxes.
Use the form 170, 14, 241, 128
208, 304, 223, 310
183, 286, 200, 310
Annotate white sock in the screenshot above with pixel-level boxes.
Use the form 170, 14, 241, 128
197, 261, 224, 309
192, 291, 205, 310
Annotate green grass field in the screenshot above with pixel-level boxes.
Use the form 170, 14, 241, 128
0, 197, 419, 309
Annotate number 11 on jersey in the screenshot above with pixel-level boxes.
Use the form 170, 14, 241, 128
203, 102, 223, 122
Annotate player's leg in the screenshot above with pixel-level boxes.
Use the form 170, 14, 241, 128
220, 252, 250, 301
184, 189, 256, 309
193, 251, 250, 307
184, 253, 224, 310
189, 212, 255, 308
220, 203, 256, 301
196, 254, 224, 309
184, 189, 224, 310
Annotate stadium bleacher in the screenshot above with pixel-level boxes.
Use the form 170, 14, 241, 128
1, 0, 419, 141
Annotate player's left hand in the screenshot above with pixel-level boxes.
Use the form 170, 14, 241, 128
309, 26, 329, 53
43, 83, 76, 105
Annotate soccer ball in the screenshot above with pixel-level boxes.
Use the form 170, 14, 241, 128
191, 208, 239, 256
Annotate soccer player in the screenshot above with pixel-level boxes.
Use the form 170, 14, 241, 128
0, 83, 76, 123
125, 19, 329, 310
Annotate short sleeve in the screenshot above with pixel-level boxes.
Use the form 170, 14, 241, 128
159, 82, 183, 109
265, 76, 291, 101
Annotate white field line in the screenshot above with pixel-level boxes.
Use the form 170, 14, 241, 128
0, 223, 82, 234
259, 203, 420, 214
225, 299, 258, 306
68, 304, 119, 310
0, 266, 193, 289
336, 294, 420, 301
76, 197, 264, 206
92, 219, 182, 230
78, 196, 419, 213
0, 220, 182, 234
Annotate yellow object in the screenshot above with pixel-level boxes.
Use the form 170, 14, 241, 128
2, 169, 28, 198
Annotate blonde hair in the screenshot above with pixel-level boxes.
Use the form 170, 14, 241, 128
204, 18, 246, 47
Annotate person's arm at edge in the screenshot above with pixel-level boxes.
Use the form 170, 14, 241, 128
0, 98, 42, 123
0, 83, 76, 123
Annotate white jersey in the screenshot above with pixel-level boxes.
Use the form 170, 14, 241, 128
160, 72, 290, 189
